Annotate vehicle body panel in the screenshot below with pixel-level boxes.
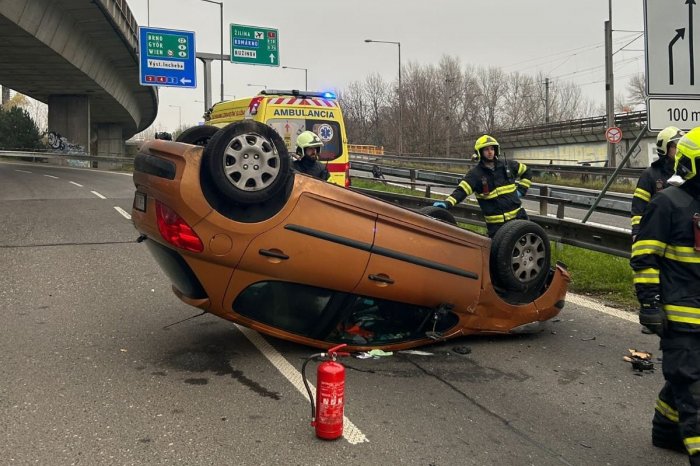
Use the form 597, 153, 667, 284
132, 140, 570, 351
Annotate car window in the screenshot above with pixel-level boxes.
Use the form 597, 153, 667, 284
266, 119, 342, 161
233, 281, 340, 338
327, 296, 458, 345
233, 281, 458, 345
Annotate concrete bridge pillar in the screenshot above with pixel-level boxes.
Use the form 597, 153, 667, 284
95, 123, 125, 167
48, 95, 90, 153
96, 123, 125, 157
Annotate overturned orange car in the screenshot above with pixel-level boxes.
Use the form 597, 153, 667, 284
131, 121, 570, 351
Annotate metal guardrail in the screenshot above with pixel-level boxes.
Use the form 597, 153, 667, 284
460, 110, 648, 143
351, 161, 633, 216
350, 153, 644, 178
0, 150, 133, 166
355, 188, 632, 258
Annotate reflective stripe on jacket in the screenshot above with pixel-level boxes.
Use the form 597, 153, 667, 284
631, 157, 675, 236
630, 184, 700, 331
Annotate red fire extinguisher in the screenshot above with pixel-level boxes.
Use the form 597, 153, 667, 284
302, 343, 350, 440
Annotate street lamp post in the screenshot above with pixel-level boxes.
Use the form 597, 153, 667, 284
282, 66, 308, 90
168, 104, 182, 128
365, 39, 402, 156
200, 0, 224, 103
247, 83, 267, 90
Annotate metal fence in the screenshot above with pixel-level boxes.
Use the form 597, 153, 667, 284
351, 161, 633, 216
1, 149, 633, 258
355, 188, 632, 259
0, 150, 133, 170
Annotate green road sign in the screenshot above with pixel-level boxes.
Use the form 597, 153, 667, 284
145, 31, 190, 60
230, 23, 279, 66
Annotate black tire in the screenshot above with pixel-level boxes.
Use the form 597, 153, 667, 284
418, 206, 457, 225
176, 125, 219, 146
201, 121, 291, 206
489, 220, 550, 296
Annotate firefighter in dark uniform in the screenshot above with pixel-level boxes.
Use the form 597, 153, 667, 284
433, 134, 532, 238
293, 130, 331, 181
630, 127, 700, 464
631, 126, 684, 240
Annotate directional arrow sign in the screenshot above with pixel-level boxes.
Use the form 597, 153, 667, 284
645, 0, 698, 95
139, 27, 196, 89
230, 23, 279, 67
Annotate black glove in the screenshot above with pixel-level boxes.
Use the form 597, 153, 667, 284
639, 300, 666, 336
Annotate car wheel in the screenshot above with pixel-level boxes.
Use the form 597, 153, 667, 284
176, 125, 219, 146
490, 219, 550, 296
418, 205, 457, 225
201, 121, 291, 206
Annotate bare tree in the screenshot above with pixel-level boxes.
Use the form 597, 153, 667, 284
401, 62, 442, 155
364, 73, 390, 148
626, 72, 646, 107
340, 55, 604, 156
475, 66, 507, 132
501, 72, 539, 128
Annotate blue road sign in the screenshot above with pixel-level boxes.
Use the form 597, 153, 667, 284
139, 27, 196, 88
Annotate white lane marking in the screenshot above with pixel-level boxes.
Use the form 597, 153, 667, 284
14, 169, 31, 174
91, 191, 106, 199
43, 174, 58, 179
114, 206, 131, 220
69, 181, 83, 187
235, 324, 369, 445
567, 293, 636, 323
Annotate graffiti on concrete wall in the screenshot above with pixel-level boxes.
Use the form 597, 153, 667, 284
46, 131, 85, 154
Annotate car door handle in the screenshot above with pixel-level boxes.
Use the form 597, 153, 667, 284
258, 249, 289, 260
368, 274, 394, 285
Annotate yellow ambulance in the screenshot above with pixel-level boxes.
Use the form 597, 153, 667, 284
203, 90, 351, 187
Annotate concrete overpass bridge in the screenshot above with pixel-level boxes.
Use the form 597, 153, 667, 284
0, 0, 157, 156
471, 111, 656, 169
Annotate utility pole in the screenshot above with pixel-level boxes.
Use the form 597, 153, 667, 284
544, 77, 550, 124
605, 8, 616, 167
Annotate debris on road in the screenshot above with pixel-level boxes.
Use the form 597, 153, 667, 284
452, 346, 472, 355
623, 348, 654, 372
400, 350, 434, 356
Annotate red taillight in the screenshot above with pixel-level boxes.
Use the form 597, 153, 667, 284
248, 96, 264, 115
155, 201, 204, 252
345, 165, 351, 187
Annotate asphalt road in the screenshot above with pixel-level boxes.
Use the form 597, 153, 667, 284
0, 160, 685, 465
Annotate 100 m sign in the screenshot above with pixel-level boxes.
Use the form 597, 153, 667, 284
648, 98, 700, 131
667, 107, 700, 123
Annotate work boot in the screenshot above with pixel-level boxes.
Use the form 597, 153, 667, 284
653, 417, 685, 453
652, 435, 686, 453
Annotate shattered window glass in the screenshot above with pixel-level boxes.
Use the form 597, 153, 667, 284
233, 281, 459, 345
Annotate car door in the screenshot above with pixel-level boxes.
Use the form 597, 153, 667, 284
225, 190, 376, 300
353, 214, 482, 313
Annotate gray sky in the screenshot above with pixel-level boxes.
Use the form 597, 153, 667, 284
127, 0, 645, 132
